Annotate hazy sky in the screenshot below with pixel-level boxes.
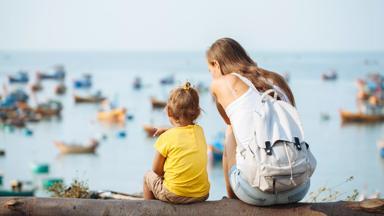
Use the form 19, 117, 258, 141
0, 0, 383, 51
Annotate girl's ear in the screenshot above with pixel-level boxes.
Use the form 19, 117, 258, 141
166, 105, 173, 117
213, 60, 222, 74
212, 60, 219, 67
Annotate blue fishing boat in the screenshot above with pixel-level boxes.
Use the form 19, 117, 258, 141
160, 75, 174, 85
0, 89, 29, 108
37, 70, 65, 80
73, 74, 92, 89
208, 132, 225, 163
8, 71, 29, 83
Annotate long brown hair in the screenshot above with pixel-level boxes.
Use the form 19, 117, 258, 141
206, 38, 295, 106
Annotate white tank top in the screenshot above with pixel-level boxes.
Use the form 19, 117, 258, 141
224, 73, 290, 172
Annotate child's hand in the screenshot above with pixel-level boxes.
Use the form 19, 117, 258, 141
153, 127, 169, 137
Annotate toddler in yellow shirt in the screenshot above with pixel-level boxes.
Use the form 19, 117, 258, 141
143, 82, 210, 204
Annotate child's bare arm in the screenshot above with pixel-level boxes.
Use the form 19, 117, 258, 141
153, 127, 170, 137
152, 151, 166, 176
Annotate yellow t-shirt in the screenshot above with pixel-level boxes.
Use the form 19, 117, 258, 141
155, 124, 210, 198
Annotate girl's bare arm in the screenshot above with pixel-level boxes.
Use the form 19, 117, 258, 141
215, 101, 231, 125
152, 151, 166, 176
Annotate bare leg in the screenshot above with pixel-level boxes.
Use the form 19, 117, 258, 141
223, 125, 238, 199
143, 173, 155, 200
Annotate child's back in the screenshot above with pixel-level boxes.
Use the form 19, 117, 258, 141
155, 124, 210, 197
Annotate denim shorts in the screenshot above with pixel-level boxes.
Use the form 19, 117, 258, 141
229, 165, 310, 206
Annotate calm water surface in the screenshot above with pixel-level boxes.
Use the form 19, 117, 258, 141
0, 51, 383, 200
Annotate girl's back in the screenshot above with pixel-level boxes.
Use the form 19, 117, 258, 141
155, 124, 210, 198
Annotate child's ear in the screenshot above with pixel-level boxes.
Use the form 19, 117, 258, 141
166, 105, 173, 117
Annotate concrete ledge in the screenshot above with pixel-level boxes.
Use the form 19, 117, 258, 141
0, 197, 383, 216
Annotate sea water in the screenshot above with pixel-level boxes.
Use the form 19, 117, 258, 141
0, 51, 383, 200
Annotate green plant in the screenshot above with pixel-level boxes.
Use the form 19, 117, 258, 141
48, 179, 89, 198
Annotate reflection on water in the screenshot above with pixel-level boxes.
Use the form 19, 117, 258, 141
0, 51, 384, 200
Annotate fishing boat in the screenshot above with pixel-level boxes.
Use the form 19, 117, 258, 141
30, 81, 43, 92
321, 70, 338, 81
54, 139, 99, 154
160, 75, 174, 85
0, 180, 35, 197
142, 125, 169, 137
8, 71, 29, 84
0, 189, 35, 196
73, 74, 92, 89
143, 125, 157, 137
74, 94, 106, 103
97, 108, 126, 123
55, 83, 67, 95
208, 133, 224, 163
36, 70, 65, 80
340, 110, 384, 123
151, 97, 167, 109
133, 77, 142, 90
35, 100, 63, 117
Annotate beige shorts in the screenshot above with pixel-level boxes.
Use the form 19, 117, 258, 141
144, 170, 209, 204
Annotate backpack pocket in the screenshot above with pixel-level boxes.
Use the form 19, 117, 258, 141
250, 141, 316, 193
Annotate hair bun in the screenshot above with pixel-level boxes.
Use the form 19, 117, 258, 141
183, 82, 191, 91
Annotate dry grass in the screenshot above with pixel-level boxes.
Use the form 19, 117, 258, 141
48, 179, 89, 198
306, 176, 359, 202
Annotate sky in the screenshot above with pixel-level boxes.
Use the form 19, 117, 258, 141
0, 0, 383, 52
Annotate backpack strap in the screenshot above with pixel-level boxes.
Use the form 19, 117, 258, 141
261, 89, 278, 102
230, 73, 258, 91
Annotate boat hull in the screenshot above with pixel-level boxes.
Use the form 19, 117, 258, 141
340, 110, 384, 123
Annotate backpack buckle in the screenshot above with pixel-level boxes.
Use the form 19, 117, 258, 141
265, 141, 272, 156
294, 137, 302, 151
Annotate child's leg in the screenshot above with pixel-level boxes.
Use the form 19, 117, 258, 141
143, 173, 155, 200
223, 125, 238, 199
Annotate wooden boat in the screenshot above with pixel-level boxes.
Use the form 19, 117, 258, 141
30, 82, 43, 92
35, 100, 62, 117
97, 108, 126, 123
322, 71, 338, 81
54, 139, 99, 154
143, 125, 170, 137
340, 110, 384, 123
143, 125, 157, 137
151, 97, 167, 109
55, 83, 66, 95
6, 118, 26, 128
74, 94, 106, 103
